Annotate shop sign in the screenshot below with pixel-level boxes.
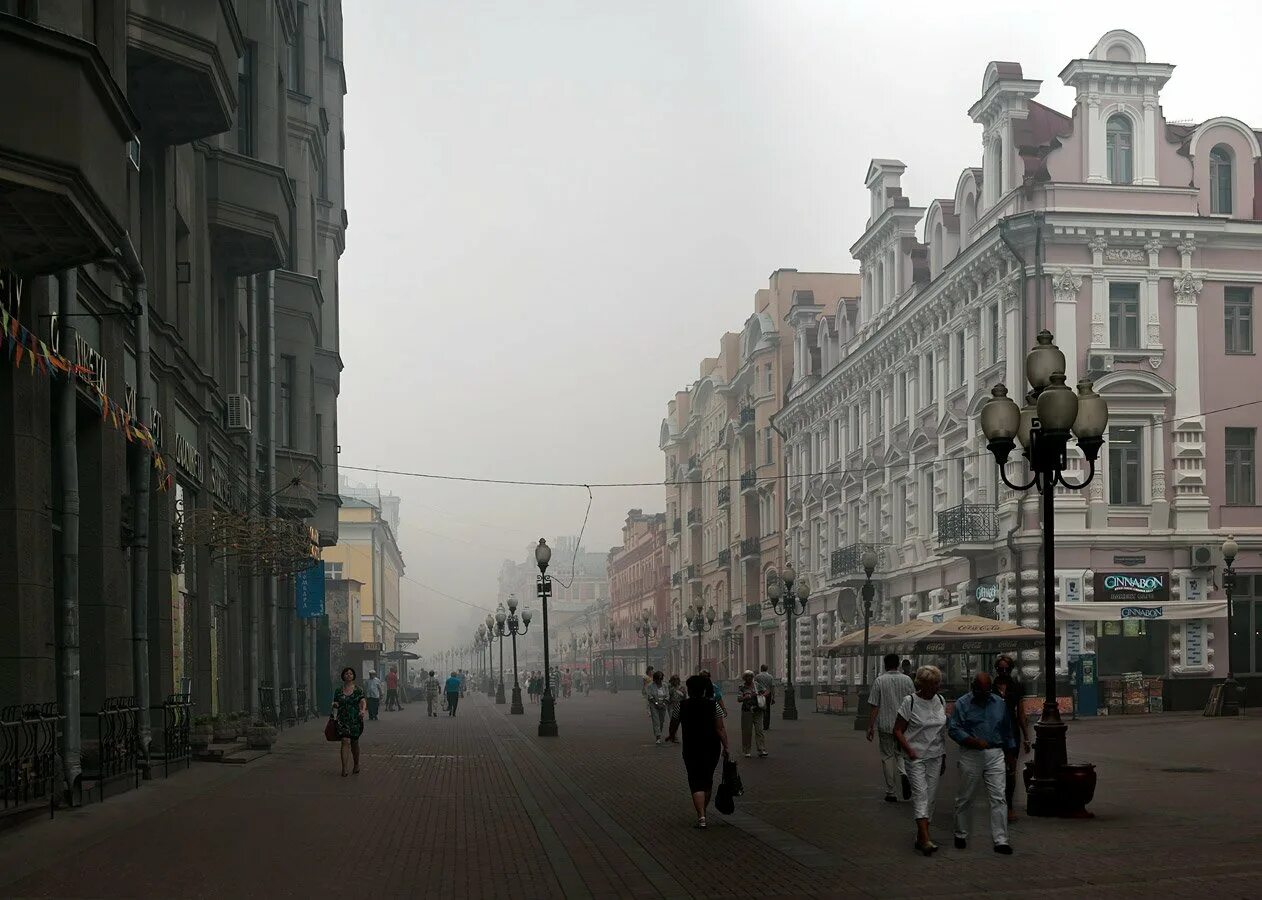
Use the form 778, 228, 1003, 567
1094, 571, 1169, 604
1185, 620, 1205, 667
1120, 605, 1163, 619
175, 433, 202, 480
74, 329, 108, 395
296, 563, 326, 619
1065, 620, 1084, 658
0, 268, 25, 321
1064, 576, 1082, 602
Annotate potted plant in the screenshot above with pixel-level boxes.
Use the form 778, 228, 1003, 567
213, 713, 241, 743
191, 715, 214, 749
245, 721, 278, 750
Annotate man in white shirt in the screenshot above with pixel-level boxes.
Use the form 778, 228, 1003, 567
866, 653, 915, 802
365, 671, 383, 721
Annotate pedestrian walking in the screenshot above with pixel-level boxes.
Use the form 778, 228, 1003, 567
458, 669, 467, 697
699, 669, 728, 718
949, 673, 1014, 854
893, 665, 949, 856
365, 670, 383, 721
445, 671, 462, 717
755, 664, 775, 731
642, 666, 655, 698
680, 673, 730, 829
666, 674, 685, 743
562, 668, 573, 699
424, 670, 440, 717
867, 653, 915, 802
646, 669, 669, 744
330, 667, 367, 777
737, 670, 768, 758
993, 655, 1032, 821
385, 666, 401, 711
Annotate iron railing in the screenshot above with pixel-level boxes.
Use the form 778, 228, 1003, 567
937, 504, 999, 546
831, 543, 885, 578
672, 517, 681, 535
279, 686, 295, 724
672, 571, 682, 586
295, 685, 309, 721
94, 696, 140, 801
687, 508, 701, 527
718, 486, 730, 507
739, 537, 760, 559
258, 683, 277, 725
717, 549, 731, 567
721, 611, 732, 627
740, 469, 757, 492
1, 702, 61, 819
685, 564, 698, 582
687, 454, 699, 472
745, 602, 763, 623
739, 406, 756, 427
161, 694, 191, 778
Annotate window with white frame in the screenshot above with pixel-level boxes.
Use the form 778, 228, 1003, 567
893, 482, 906, 543
873, 389, 883, 434
1106, 114, 1133, 185
925, 351, 935, 406
955, 331, 966, 386
1109, 282, 1141, 349
922, 471, 936, 534
324, 561, 343, 580
1108, 425, 1143, 505
896, 371, 907, 420
847, 499, 860, 544
1210, 145, 1233, 215
989, 302, 1000, 363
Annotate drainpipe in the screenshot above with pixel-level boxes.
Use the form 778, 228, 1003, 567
247, 274, 260, 719
118, 235, 152, 761
56, 268, 82, 796
266, 270, 281, 716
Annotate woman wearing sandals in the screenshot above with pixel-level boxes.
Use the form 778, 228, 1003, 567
679, 673, 730, 829
893, 665, 948, 855
331, 667, 368, 777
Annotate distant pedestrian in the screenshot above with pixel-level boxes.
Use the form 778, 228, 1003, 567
755, 664, 775, 731
646, 669, 669, 744
666, 674, 684, 742
993, 655, 1031, 822
445, 671, 462, 717
562, 668, 573, 699
330, 667, 367, 777
737, 670, 768, 758
949, 673, 1013, 855
867, 653, 915, 803
699, 669, 728, 718
424, 670, 440, 717
365, 670, 383, 721
679, 674, 730, 829
901, 659, 913, 677
458, 669, 467, 697
894, 665, 948, 855
642, 666, 655, 697
385, 666, 401, 711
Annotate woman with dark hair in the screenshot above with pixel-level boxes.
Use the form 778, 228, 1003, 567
680, 674, 730, 829
331, 667, 367, 777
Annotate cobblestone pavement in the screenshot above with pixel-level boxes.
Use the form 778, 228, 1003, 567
0, 690, 1259, 899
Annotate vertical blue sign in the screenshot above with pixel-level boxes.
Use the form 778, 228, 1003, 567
296, 563, 326, 619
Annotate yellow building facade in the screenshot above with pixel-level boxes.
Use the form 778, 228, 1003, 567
321, 493, 404, 653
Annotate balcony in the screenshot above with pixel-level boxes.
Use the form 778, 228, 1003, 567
739, 537, 760, 560
687, 454, 699, 473
205, 147, 294, 275
740, 470, 757, 494
671, 571, 682, 587
275, 447, 320, 519
738, 406, 756, 430
721, 611, 733, 628
685, 564, 700, 584
126, 0, 244, 144
669, 517, 681, 544
0, 15, 138, 274
745, 602, 763, 623
717, 549, 731, 567
718, 486, 730, 507
831, 543, 885, 578
275, 271, 323, 339
937, 504, 999, 552
687, 508, 702, 529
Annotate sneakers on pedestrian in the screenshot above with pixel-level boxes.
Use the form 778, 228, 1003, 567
655, 738, 662, 745
695, 817, 707, 829
994, 844, 1014, 855
901, 773, 912, 800
954, 837, 967, 849
744, 752, 752, 758
758, 752, 768, 758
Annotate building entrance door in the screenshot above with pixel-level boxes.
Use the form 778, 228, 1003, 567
1228, 575, 1260, 674
1096, 619, 1169, 676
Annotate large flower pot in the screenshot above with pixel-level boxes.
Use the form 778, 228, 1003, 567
245, 723, 278, 750
190, 725, 214, 749
1057, 763, 1097, 818
213, 718, 240, 742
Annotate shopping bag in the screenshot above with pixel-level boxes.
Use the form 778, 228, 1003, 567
324, 717, 340, 742
723, 757, 744, 797
715, 781, 735, 815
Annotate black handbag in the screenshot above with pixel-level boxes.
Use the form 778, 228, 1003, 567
723, 757, 744, 797
715, 781, 735, 815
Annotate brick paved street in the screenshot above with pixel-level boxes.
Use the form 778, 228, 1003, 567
0, 691, 1259, 899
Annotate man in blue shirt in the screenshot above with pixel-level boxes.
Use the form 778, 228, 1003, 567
445, 671, 462, 717
948, 672, 1013, 854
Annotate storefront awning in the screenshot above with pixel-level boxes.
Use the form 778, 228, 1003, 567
815, 616, 1044, 657
1057, 601, 1226, 622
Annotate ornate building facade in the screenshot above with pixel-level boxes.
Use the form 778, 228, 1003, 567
777, 30, 1261, 705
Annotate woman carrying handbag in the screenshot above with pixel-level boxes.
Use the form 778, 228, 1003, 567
330, 666, 368, 777
892, 665, 949, 855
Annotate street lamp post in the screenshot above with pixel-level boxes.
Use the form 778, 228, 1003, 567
490, 607, 508, 705
536, 539, 558, 737
767, 564, 811, 721
605, 625, 620, 692
503, 595, 531, 715
979, 329, 1109, 818
585, 631, 594, 694
1221, 535, 1241, 716
853, 549, 878, 731
635, 609, 657, 676
480, 622, 495, 698
684, 603, 716, 673
475, 626, 486, 690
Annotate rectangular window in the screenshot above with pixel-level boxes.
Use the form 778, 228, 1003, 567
1108, 426, 1142, 505
896, 372, 906, 420
893, 482, 906, 543
765, 364, 773, 395
873, 390, 883, 434
1226, 427, 1256, 506
237, 43, 256, 155
1109, 283, 1141, 349
288, 3, 306, 92
954, 456, 966, 505
989, 302, 1000, 363
924, 473, 936, 534
925, 352, 935, 406
324, 561, 343, 580
763, 428, 773, 466
1225, 287, 1254, 354
279, 355, 295, 448
956, 331, 966, 386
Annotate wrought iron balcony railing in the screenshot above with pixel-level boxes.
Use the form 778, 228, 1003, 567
687, 508, 701, 528
745, 602, 763, 622
717, 549, 731, 567
739, 537, 760, 559
831, 543, 885, 578
937, 504, 999, 546
740, 469, 757, 492
718, 486, 730, 507
739, 406, 756, 427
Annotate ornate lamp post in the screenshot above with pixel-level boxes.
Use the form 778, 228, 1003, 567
853, 548, 879, 730
584, 630, 594, 693
979, 329, 1109, 817
503, 595, 531, 714
1220, 535, 1241, 716
490, 606, 508, 705
481, 622, 496, 698
684, 603, 716, 672
535, 539, 559, 737
605, 624, 621, 692
767, 564, 811, 721
635, 609, 657, 675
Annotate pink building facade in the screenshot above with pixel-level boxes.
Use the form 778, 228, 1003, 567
777, 31, 1262, 709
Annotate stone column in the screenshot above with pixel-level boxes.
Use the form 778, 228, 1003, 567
1171, 242, 1209, 530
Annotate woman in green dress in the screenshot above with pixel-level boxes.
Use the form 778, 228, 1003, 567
331, 666, 368, 776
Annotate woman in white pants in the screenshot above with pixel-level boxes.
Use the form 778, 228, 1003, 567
893, 665, 948, 856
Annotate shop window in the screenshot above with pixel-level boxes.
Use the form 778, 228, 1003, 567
1108, 426, 1142, 505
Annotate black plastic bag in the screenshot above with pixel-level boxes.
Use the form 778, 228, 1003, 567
715, 781, 735, 815
723, 757, 744, 797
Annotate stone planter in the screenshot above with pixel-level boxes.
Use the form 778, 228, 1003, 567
213, 717, 241, 743
245, 723, 277, 750
190, 724, 214, 749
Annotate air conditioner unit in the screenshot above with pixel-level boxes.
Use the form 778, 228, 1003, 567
1087, 354, 1113, 377
226, 394, 252, 434
1190, 545, 1215, 569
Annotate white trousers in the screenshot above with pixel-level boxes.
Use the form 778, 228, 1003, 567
905, 755, 943, 821
954, 748, 1009, 846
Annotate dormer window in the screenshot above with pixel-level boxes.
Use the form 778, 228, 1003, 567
1106, 115, 1133, 184
1210, 145, 1233, 215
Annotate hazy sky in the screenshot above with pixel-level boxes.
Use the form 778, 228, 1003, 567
338, 1, 1262, 655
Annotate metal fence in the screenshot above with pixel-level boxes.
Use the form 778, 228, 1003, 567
279, 686, 295, 724
295, 685, 308, 722
94, 696, 141, 801
936, 504, 999, 546
1, 703, 61, 820
161, 694, 192, 778
258, 683, 277, 725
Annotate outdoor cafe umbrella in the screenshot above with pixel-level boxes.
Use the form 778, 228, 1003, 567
815, 615, 1044, 658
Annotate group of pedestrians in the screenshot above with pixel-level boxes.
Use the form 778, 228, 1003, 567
867, 652, 1030, 856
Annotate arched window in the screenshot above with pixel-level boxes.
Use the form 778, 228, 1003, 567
1106, 115, 1133, 184
1210, 144, 1233, 215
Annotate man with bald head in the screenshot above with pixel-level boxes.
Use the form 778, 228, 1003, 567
947, 672, 1013, 854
